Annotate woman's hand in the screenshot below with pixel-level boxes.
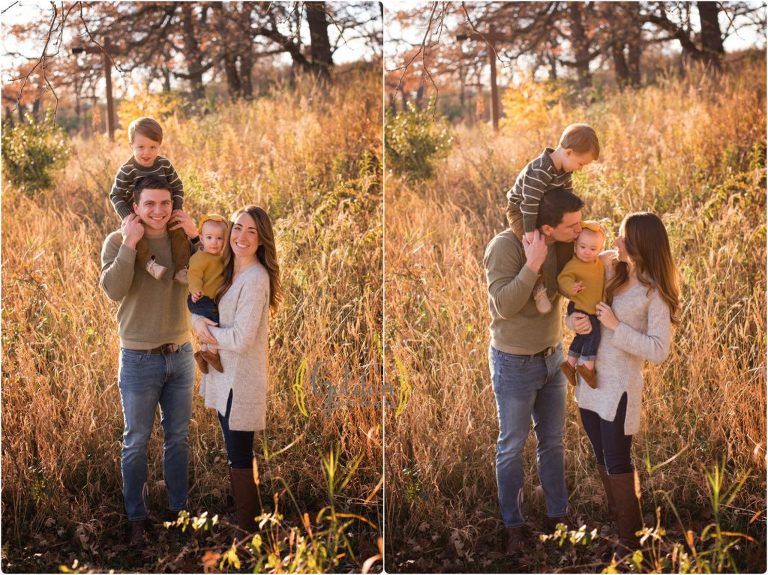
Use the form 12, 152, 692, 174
191, 291, 203, 303
570, 312, 593, 335
193, 316, 219, 346
596, 302, 619, 330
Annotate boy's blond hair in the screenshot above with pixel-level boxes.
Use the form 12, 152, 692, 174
128, 117, 163, 144
559, 123, 599, 160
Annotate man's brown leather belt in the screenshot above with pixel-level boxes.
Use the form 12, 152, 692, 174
141, 343, 181, 355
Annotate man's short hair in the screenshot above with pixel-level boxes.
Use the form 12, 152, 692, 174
128, 117, 163, 144
133, 174, 171, 204
559, 123, 599, 160
537, 189, 584, 228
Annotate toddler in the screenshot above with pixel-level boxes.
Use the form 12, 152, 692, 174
506, 123, 599, 313
188, 214, 230, 374
109, 116, 190, 283
557, 221, 606, 388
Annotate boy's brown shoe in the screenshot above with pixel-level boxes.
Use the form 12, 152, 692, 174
533, 285, 552, 314
146, 257, 167, 280
576, 364, 598, 388
202, 350, 224, 373
194, 351, 209, 374
173, 267, 189, 285
560, 361, 577, 386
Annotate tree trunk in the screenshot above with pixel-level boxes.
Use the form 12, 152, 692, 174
624, 2, 643, 87
568, 3, 592, 89
180, 4, 206, 100
697, 1, 724, 68
306, 2, 333, 84
240, 52, 254, 100
611, 41, 631, 90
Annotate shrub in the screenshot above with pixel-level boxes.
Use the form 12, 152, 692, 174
1, 115, 69, 191
385, 103, 452, 181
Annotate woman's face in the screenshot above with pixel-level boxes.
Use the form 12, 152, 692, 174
230, 212, 260, 259
614, 233, 630, 263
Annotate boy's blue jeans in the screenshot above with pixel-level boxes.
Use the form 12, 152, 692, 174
489, 345, 569, 528
118, 342, 195, 521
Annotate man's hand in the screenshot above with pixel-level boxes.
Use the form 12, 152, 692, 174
191, 291, 203, 303
121, 213, 144, 249
522, 229, 548, 274
571, 312, 593, 335
572, 281, 585, 294
169, 209, 198, 238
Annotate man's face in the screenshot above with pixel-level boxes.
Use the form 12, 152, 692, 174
133, 188, 172, 232
131, 133, 161, 167
542, 210, 583, 242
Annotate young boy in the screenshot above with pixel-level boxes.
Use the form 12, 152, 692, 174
506, 123, 600, 313
557, 221, 606, 388
188, 214, 229, 374
109, 116, 190, 283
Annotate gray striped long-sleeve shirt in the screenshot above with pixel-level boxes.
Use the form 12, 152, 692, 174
505, 147, 572, 234
109, 156, 184, 220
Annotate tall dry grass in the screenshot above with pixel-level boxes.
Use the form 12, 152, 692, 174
385, 57, 766, 570
2, 67, 383, 571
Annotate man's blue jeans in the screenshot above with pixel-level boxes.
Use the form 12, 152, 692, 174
489, 345, 568, 528
118, 343, 195, 521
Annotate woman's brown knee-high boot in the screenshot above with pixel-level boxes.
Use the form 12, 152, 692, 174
608, 471, 642, 552
596, 464, 617, 519
230, 467, 259, 533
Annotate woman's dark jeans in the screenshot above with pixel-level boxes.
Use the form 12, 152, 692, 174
579, 392, 633, 474
218, 390, 255, 469
188, 295, 219, 324
567, 301, 601, 361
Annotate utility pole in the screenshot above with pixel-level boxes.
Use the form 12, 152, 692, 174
72, 38, 116, 141
457, 24, 511, 132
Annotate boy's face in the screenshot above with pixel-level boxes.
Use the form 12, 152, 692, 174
200, 221, 227, 256
131, 132, 161, 167
133, 187, 172, 232
561, 149, 595, 173
574, 229, 604, 263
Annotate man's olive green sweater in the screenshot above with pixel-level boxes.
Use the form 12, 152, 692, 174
483, 229, 572, 355
100, 231, 191, 349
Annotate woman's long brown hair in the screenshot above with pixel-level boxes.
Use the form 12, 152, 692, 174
605, 212, 680, 325
215, 206, 282, 310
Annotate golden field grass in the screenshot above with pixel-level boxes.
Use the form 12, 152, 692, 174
385, 56, 766, 572
2, 67, 383, 572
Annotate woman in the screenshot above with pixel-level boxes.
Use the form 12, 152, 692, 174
192, 205, 282, 532
570, 212, 680, 552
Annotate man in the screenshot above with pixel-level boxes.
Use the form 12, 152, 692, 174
100, 174, 200, 546
483, 189, 584, 555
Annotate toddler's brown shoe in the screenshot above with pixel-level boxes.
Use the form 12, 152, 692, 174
576, 364, 598, 388
560, 361, 577, 386
202, 349, 224, 373
194, 351, 209, 374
